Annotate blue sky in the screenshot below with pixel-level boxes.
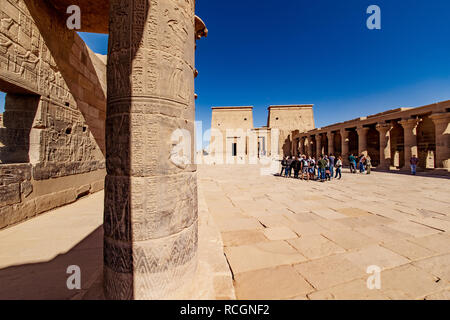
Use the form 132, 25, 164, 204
2, 0, 450, 150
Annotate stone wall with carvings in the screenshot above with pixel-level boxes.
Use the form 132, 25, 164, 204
0, 0, 107, 228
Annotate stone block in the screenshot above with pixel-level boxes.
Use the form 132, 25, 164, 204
0, 183, 20, 207
221, 230, 268, 247
343, 245, 410, 271
294, 255, 367, 290
288, 235, 346, 260
381, 239, 436, 261
235, 265, 314, 299
76, 184, 91, 197
224, 241, 307, 274
90, 179, 105, 193
263, 226, 298, 241
20, 180, 33, 198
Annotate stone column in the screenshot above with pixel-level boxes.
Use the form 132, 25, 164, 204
399, 118, 421, 170
307, 136, 313, 157
356, 126, 370, 156
327, 132, 334, 155
315, 134, 322, 158
340, 129, 350, 165
376, 123, 392, 170
104, 0, 198, 300
298, 137, 305, 155
430, 113, 450, 170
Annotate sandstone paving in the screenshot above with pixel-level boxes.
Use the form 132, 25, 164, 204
412, 254, 450, 283
378, 264, 447, 299
234, 265, 314, 300
287, 235, 346, 260
224, 241, 308, 275
263, 226, 299, 241
221, 230, 269, 247
307, 278, 391, 300
387, 221, 441, 237
424, 288, 450, 300
293, 254, 367, 290
343, 245, 410, 271
407, 233, 450, 255
214, 217, 263, 233
380, 239, 437, 261
198, 165, 450, 299
355, 225, 412, 243
321, 229, 379, 250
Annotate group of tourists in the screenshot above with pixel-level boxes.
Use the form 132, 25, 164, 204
279, 153, 375, 182
280, 152, 421, 181
279, 154, 344, 182
347, 153, 372, 174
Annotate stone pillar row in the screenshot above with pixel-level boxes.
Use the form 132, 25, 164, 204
295, 111, 449, 170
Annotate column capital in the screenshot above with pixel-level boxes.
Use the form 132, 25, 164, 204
327, 131, 334, 138
399, 118, 421, 128
340, 128, 349, 137
430, 112, 450, 124
376, 123, 392, 132
315, 134, 322, 142
356, 126, 370, 134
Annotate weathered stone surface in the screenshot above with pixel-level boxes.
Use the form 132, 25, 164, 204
321, 229, 378, 250
35, 189, 77, 215
263, 226, 298, 241
412, 253, 450, 282
224, 241, 307, 275
407, 233, 450, 255
221, 230, 268, 247
343, 245, 410, 271
294, 255, 366, 290
308, 278, 390, 300
380, 264, 446, 299
0, 183, 20, 207
103, 0, 199, 300
288, 235, 346, 260
215, 217, 263, 233
20, 180, 33, 198
0, 0, 107, 226
381, 239, 436, 261
234, 265, 314, 299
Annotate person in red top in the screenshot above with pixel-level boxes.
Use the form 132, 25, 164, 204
410, 155, 419, 175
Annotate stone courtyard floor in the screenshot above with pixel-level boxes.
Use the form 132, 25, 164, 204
1, 165, 449, 300
198, 164, 450, 300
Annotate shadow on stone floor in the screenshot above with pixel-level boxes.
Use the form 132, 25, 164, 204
372, 169, 450, 180
0, 226, 103, 300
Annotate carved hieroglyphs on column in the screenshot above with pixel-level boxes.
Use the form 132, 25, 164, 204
104, 0, 198, 300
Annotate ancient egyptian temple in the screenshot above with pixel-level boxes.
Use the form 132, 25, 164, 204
0, 0, 449, 301
0, 0, 207, 299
